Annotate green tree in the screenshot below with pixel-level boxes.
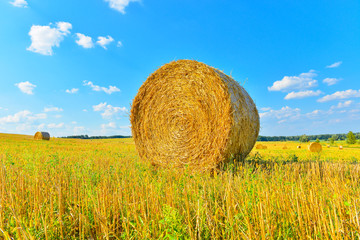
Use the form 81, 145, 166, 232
315, 138, 320, 143
346, 131, 357, 144
299, 134, 309, 143
332, 134, 338, 141
328, 137, 334, 144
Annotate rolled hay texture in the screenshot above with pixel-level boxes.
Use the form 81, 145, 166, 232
34, 131, 50, 140
130, 60, 260, 170
308, 142, 322, 152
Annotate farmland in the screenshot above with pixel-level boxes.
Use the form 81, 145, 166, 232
0, 133, 359, 239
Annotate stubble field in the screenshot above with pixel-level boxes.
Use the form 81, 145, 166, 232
0, 133, 359, 239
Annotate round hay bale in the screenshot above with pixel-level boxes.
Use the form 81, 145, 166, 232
256, 144, 264, 149
262, 145, 267, 149
327, 145, 330, 148
297, 145, 301, 149
308, 142, 322, 152
34, 131, 50, 140
130, 60, 260, 170
282, 145, 288, 149
339, 145, 343, 150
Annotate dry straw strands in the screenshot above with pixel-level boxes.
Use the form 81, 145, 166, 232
131, 60, 260, 171
308, 142, 322, 152
34, 132, 50, 140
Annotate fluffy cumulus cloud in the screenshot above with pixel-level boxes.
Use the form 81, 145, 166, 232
9, 0, 28, 7
66, 88, 79, 94
44, 107, 63, 112
97, 36, 114, 49
284, 90, 322, 100
259, 106, 301, 123
47, 123, 64, 128
331, 100, 353, 109
268, 70, 317, 92
75, 33, 94, 48
326, 61, 342, 68
15, 81, 36, 94
117, 41, 123, 47
323, 78, 340, 86
0, 110, 46, 124
318, 89, 360, 102
104, 0, 139, 14
83, 80, 120, 94
93, 102, 127, 119
27, 22, 72, 55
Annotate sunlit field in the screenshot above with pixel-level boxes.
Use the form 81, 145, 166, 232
0, 133, 359, 239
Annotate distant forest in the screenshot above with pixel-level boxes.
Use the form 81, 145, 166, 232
62, 132, 360, 142
61, 135, 131, 139
257, 132, 360, 142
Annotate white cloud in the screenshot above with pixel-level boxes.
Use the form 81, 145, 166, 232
15, 81, 36, 94
83, 80, 120, 94
37, 123, 45, 129
104, 0, 139, 14
73, 126, 86, 134
0, 110, 47, 124
71, 121, 77, 124
75, 33, 94, 48
97, 36, 114, 49
48, 123, 64, 128
93, 102, 127, 119
284, 90, 322, 100
44, 107, 63, 112
117, 41, 123, 47
326, 61, 342, 68
318, 89, 360, 102
260, 107, 271, 111
83, 109, 88, 112
66, 88, 79, 94
101, 122, 117, 129
268, 70, 318, 92
55, 115, 62, 118
27, 22, 72, 55
323, 78, 340, 86
259, 106, 301, 123
10, 0, 28, 7
331, 100, 353, 109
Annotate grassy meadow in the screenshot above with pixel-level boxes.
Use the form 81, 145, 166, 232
0, 133, 360, 239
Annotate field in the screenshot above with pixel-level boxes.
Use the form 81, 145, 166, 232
0, 133, 360, 239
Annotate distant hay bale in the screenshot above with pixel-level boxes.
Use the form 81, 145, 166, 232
308, 142, 322, 152
297, 145, 301, 149
262, 145, 268, 149
282, 145, 288, 149
130, 60, 260, 170
327, 145, 330, 148
339, 145, 343, 150
34, 131, 50, 140
256, 144, 267, 149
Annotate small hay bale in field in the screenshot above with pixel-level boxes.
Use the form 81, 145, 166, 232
308, 142, 322, 152
282, 145, 288, 149
34, 131, 50, 140
256, 144, 264, 149
327, 145, 330, 148
130, 60, 260, 171
262, 145, 267, 149
339, 145, 343, 150
297, 145, 301, 149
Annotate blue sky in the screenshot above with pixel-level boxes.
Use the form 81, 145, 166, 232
0, 0, 359, 137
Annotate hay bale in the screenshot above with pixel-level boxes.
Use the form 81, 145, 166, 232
339, 145, 343, 150
130, 60, 260, 170
327, 145, 330, 148
262, 145, 267, 149
297, 145, 301, 149
308, 142, 322, 152
282, 146, 288, 149
256, 144, 264, 149
34, 131, 50, 140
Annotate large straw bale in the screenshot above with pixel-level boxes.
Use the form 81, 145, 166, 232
34, 131, 50, 140
308, 142, 322, 152
130, 60, 260, 170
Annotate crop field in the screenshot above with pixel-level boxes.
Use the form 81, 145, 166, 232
0, 133, 360, 239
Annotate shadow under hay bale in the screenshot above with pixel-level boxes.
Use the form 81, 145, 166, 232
34, 131, 50, 140
308, 142, 322, 152
131, 60, 260, 171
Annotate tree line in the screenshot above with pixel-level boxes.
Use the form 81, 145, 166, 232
258, 131, 360, 144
